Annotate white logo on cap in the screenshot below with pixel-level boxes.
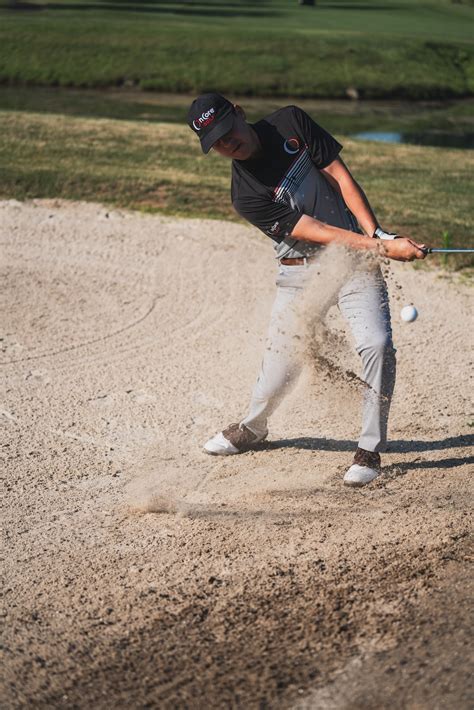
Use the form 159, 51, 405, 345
193, 108, 216, 131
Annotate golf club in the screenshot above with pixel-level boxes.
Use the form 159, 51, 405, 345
422, 248, 474, 254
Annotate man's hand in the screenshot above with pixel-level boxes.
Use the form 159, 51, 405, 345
380, 237, 427, 262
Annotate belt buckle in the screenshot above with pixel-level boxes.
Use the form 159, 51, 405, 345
280, 256, 308, 266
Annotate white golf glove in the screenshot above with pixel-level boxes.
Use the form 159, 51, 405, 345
373, 226, 399, 240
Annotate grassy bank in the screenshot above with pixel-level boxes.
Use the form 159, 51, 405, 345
0, 109, 472, 267
1, 0, 474, 99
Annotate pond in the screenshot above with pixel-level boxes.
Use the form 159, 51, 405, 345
0, 88, 473, 153
351, 130, 474, 150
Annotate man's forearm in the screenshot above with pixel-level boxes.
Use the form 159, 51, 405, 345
291, 214, 426, 262
321, 158, 379, 237
338, 176, 378, 237
291, 214, 379, 252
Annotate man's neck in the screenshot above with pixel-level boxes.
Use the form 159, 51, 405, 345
248, 125, 264, 160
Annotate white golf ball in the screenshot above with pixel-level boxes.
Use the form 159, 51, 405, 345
400, 305, 418, 322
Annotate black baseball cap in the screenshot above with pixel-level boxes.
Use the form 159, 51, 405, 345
187, 93, 235, 154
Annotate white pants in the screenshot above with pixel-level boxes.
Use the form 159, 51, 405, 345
240, 263, 396, 452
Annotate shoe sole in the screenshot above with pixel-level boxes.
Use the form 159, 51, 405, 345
203, 447, 240, 456
343, 470, 380, 487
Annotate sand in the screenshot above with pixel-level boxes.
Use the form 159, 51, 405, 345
1, 199, 472, 709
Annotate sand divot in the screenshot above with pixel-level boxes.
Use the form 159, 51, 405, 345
127, 488, 180, 515
124, 448, 212, 517
126, 472, 188, 516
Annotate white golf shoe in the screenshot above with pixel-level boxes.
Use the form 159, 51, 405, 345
344, 448, 381, 487
203, 422, 267, 456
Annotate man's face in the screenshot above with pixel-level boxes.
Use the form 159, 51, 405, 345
212, 109, 261, 161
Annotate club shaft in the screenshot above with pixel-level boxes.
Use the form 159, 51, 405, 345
426, 248, 474, 254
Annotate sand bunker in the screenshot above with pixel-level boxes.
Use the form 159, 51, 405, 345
2, 200, 472, 708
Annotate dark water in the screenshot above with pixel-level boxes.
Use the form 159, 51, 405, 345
352, 131, 474, 150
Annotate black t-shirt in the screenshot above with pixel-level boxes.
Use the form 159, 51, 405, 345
231, 105, 361, 259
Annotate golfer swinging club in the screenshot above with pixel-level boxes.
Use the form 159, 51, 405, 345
187, 94, 426, 486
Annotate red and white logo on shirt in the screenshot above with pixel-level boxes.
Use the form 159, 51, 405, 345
283, 137, 300, 154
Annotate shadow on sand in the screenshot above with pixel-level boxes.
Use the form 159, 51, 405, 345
264, 434, 473, 455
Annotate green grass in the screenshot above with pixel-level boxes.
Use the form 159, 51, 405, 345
1, 108, 472, 268
0, 0, 474, 99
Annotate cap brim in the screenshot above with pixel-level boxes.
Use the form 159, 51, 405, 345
201, 112, 235, 154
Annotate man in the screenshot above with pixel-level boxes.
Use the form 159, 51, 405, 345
187, 93, 426, 486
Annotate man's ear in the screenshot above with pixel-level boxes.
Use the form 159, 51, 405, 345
234, 104, 246, 121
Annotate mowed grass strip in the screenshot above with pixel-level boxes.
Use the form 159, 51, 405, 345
0, 0, 474, 99
1, 110, 472, 265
